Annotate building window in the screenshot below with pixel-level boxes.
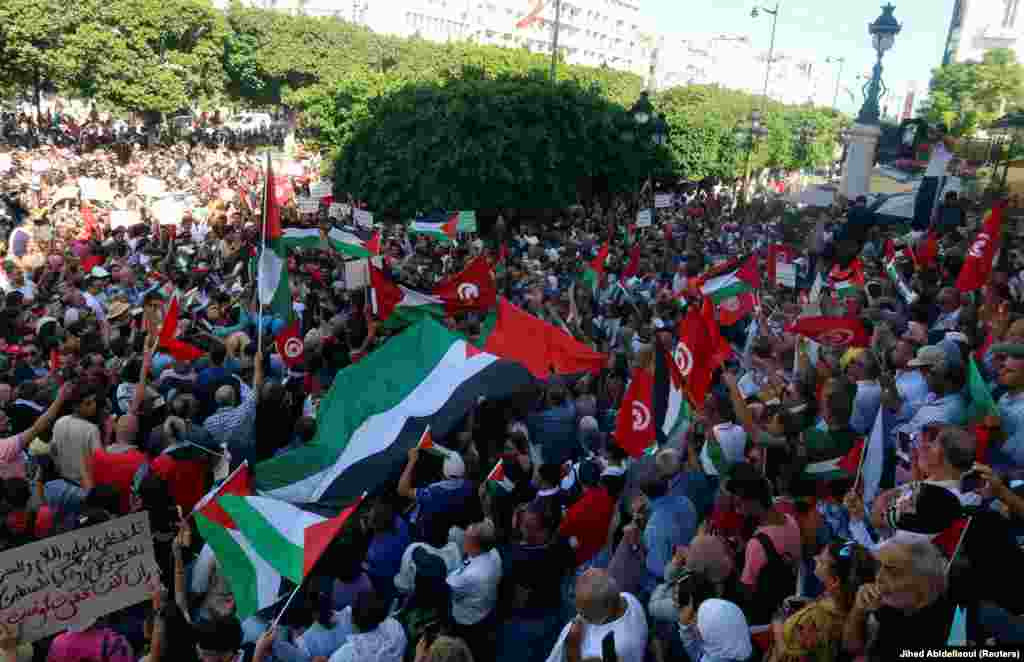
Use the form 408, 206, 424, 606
1004, 0, 1019, 28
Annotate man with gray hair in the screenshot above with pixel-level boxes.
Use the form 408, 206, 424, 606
446, 519, 502, 660
843, 540, 955, 659
203, 348, 264, 453
545, 568, 648, 662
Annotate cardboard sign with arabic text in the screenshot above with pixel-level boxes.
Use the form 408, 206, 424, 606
0, 513, 157, 642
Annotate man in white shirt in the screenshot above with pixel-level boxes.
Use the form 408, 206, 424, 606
447, 519, 502, 660
83, 271, 110, 321
545, 569, 648, 662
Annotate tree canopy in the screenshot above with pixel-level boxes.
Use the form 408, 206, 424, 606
919, 48, 1024, 136
333, 71, 671, 218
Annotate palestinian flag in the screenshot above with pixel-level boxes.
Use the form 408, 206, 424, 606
369, 265, 445, 328
699, 255, 759, 304
477, 298, 606, 380
327, 227, 381, 259
582, 242, 609, 294
800, 427, 862, 482
614, 345, 689, 456
409, 216, 458, 243
216, 494, 362, 583
431, 256, 497, 314
254, 320, 534, 505
828, 258, 865, 298
485, 459, 515, 493
193, 464, 294, 619
787, 316, 870, 348
258, 155, 292, 322
280, 228, 324, 250
966, 357, 998, 462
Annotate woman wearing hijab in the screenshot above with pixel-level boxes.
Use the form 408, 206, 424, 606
766, 541, 876, 662
649, 534, 742, 625
677, 598, 754, 662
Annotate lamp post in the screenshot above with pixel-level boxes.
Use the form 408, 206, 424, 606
751, 3, 781, 105
826, 56, 845, 112
623, 93, 664, 227
735, 110, 770, 205
858, 4, 901, 125
840, 4, 901, 202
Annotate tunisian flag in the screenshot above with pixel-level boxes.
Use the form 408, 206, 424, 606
676, 298, 731, 408
480, 298, 606, 379
956, 201, 1007, 293
615, 366, 655, 456
431, 255, 497, 314
787, 316, 870, 348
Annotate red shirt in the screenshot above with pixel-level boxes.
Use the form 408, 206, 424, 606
151, 455, 209, 513
558, 486, 615, 566
92, 445, 148, 513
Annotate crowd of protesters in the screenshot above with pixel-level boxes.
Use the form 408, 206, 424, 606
0, 111, 1022, 662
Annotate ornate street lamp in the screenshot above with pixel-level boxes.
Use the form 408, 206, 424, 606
857, 4, 901, 125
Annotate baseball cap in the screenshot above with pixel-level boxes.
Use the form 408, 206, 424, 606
906, 345, 947, 370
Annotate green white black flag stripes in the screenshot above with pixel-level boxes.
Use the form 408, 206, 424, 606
254, 320, 535, 505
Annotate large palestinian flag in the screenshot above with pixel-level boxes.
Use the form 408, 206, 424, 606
254, 320, 534, 505
409, 216, 458, 243
257, 155, 292, 322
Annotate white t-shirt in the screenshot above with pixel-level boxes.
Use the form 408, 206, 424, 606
446, 548, 502, 625
700, 423, 748, 476
545, 593, 648, 662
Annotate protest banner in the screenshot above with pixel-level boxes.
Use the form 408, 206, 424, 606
0, 512, 157, 643
0, 154, 11, 173
31, 159, 50, 173
354, 209, 374, 227
310, 181, 332, 199
457, 210, 477, 233
110, 210, 141, 230
78, 177, 98, 200
297, 197, 320, 214
328, 203, 351, 220
655, 193, 673, 209
136, 177, 165, 198
636, 209, 653, 228
345, 259, 370, 290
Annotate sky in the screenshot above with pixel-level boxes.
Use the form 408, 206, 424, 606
642, 0, 954, 116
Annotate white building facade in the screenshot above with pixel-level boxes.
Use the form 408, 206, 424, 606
360, 0, 653, 78
943, 0, 1024, 64
653, 33, 840, 108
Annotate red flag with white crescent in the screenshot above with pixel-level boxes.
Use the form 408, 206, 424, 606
274, 319, 305, 368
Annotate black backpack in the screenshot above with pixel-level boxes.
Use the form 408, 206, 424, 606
748, 532, 797, 625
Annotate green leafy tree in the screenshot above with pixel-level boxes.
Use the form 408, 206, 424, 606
334, 73, 671, 218
920, 48, 1024, 136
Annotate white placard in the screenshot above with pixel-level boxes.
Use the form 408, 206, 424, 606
52, 184, 80, 202
345, 259, 369, 290
297, 197, 320, 214
137, 176, 165, 197
0, 513, 157, 643
310, 181, 332, 198
219, 188, 236, 203
776, 262, 797, 288
151, 197, 184, 226
0, 154, 11, 173
31, 159, 50, 173
110, 210, 141, 229
286, 161, 305, 177
655, 193, 673, 209
328, 203, 351, 220
636, 209, 653, 228
354, 209, 374, 227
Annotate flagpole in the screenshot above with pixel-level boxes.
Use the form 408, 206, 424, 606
270, 584, 303, 630
258, 151, 270, 355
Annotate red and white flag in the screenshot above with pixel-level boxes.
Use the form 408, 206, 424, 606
787, 316, 870, 348
956, 201, 1007, 292
275, 320, 305, 368
431, 255, 497, 314
676, 298, 731, 409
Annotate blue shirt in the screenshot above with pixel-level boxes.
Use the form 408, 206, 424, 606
526, 402, 578, 465
414, 478, 476, 535
995, 391, 1024, 471
850, 381, 883, 435
365, 516, 411, 591
643, 494, 697, 587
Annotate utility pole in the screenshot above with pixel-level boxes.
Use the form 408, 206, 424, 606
550, 0, 562, 82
